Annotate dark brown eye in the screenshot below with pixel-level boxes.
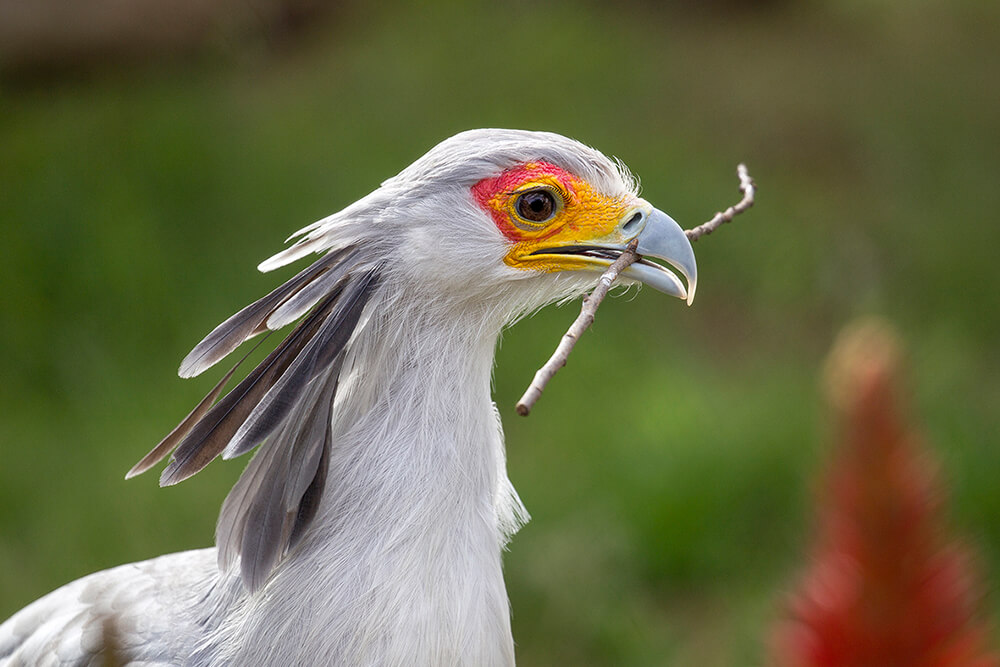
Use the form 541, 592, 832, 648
515, 189, 557, 223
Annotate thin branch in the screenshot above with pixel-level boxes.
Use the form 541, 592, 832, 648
684, 163, 755, 242
515, 163, 755, 416
515, 241, 639, 416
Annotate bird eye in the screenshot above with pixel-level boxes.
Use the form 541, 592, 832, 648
514, 189, 558, 224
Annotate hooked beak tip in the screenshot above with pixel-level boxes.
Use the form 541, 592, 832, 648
631, 207, 698, 304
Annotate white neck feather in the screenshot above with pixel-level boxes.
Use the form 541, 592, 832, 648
206, 284, 526, 666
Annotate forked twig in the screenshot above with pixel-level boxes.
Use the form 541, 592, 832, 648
515, 163, 755, 416
684, 163, 755, 242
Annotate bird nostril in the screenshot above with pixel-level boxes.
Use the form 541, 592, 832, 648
621, 211, 644, 236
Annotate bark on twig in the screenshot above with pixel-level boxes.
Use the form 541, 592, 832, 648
684, 164, 755, 242
515, 163, 755, 416
515, 241, 640, 416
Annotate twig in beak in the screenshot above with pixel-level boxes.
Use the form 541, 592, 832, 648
515, 163, 755, 416
515, 241, 639, 416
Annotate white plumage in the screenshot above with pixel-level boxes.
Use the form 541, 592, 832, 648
0, 129, 696, 666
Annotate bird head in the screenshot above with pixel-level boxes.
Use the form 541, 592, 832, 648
130, 129, 700, 592
259, 129, 696, 314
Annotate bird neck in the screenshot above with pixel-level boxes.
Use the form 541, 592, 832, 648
326, 289, 524, 532
247, 288, 524, 664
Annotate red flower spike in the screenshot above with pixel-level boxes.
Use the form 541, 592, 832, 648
771, 320, 999, 667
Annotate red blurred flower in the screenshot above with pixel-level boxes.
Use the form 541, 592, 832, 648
771, 322, 998, 667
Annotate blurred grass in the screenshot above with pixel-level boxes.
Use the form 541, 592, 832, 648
1, 0, 998, 664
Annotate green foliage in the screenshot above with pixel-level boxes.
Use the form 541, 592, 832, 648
1, 1, 998, 664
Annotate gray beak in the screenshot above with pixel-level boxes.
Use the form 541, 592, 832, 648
622, 208, 698, 305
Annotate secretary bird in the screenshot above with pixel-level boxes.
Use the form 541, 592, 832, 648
0, 129, 697, 666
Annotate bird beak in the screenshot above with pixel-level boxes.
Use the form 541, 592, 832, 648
517, 200, 697, 304
534, 205, 698, 304
622, 207, 698, 305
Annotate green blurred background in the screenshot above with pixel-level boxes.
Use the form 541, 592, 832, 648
1, 1, 998, 664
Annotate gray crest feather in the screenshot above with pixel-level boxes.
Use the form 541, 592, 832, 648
286, 413, 330, 549
214, 427, 280, 575
158, 289, 341, 486
125, 350, 255, 479
257, 234, 333, 274
226, 365, 340, 591
221, 269, 375, 461
129, 242, 381, 590
156, 266, 378, 486
178, 246, 355, 379
265, 248, 360, 331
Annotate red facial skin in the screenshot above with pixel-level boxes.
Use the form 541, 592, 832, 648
472, 161, 634, 272
471, 161, 577, 241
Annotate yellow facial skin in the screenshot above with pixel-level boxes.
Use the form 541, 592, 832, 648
471, 162, 639, 272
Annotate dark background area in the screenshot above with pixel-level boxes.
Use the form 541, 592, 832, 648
1, 1, 998, 663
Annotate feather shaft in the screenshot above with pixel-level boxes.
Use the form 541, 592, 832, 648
179, 247, 353, 379
159, 286, 346, 486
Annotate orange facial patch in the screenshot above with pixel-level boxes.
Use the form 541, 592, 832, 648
472, 162, 633, 272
